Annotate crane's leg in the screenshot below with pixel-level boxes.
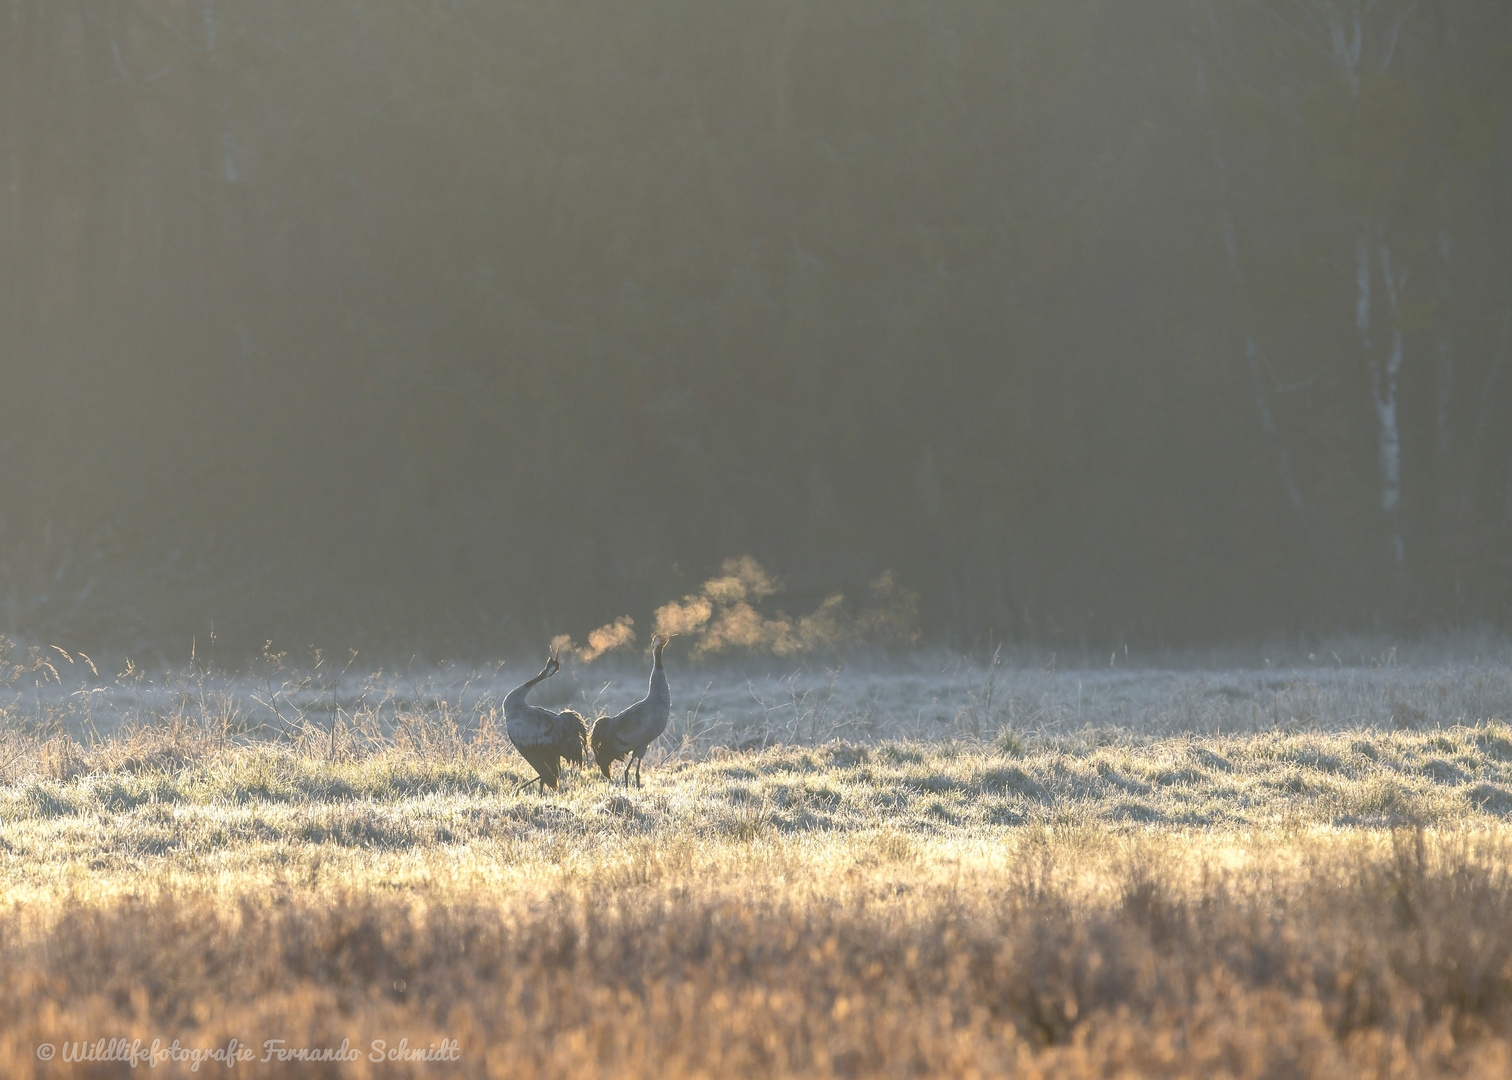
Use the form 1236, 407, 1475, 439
620, 759, 633, 788
635, 755, 643, 788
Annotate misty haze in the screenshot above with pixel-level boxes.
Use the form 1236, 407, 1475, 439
4, 3, 1512, 1078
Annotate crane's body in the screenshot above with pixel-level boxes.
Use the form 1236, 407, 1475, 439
590, 635, 671, 788
504, 651, 587, 793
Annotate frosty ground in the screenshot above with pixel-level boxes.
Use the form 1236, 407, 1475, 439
3, 641, 1512, 1077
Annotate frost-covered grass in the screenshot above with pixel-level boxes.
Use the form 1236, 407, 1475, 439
5, 647, 1512, 1076
4, 723, 1512, 901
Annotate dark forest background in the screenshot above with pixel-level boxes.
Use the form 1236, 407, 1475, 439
2, 0, 1511, 659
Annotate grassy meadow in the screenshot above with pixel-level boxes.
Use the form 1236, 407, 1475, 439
4, 643, 1512, 1076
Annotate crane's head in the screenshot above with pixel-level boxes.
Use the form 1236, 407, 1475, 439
559, 709, 587, 766
589, 715, 617, 778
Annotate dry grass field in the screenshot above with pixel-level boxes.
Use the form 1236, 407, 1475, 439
4, 641, 1512, 1077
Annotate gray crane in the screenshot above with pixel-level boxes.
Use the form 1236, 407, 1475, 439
504, 649, 588, 793
589, 634, 671, 788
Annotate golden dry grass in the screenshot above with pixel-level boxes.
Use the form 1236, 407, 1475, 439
5, 822, 1512, 1078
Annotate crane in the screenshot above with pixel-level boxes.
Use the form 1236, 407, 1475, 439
504, 648, 588, 793
589, 634, 671, 788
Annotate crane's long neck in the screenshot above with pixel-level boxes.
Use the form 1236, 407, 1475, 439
647, 643, 669, 704
504, 664, 553, 711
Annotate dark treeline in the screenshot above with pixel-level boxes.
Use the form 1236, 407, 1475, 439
1, 0, 1510, 658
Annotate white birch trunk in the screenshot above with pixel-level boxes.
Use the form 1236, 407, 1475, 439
1273, 0, 1418, 583
1434, 232, 1453, 466
1356, 231, 1407, 574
